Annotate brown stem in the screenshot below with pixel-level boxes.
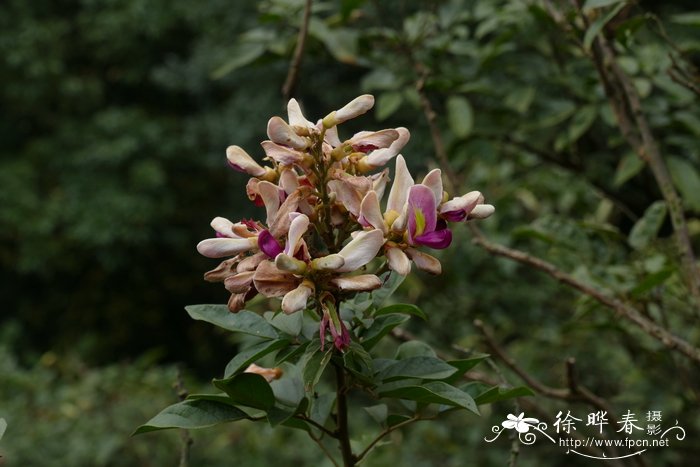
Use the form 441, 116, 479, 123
282, 0, 313, 100
470, 227, 700, 364
334, 363, 356, 466
174, 367, 193, 467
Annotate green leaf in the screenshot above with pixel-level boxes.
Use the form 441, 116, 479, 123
504, 87, 536, 114
667, 156, 700, 212
0, 417, 6, 441
133, 399, 248, 434
378, 356, 458, 382
387, 414, 411, 427
374, 303, 427, 321
376, 92, 403, 121
630, 267, 675, 297
447, 95, 474, 139
364, 404, 388, 426
441, 355, 490, 384
670, 12, 700, 26
301, 344, 333, 393
310, 393, 336, 427
211, 42, 266, 80
613, 152, 645, 187
309, 18, 359, 64
628, 201, 667, 250
360, 314, 410, 350
554, 105, 597, 151
270, 363, 305, 408
395, 340, 437, 359
583, 3, 626, 51
377, 381, 479, 414
370, 271, 406, 307
470, 385, 535, 405
186, 305, 278, 339
275, 341, 310, 365
266, 310, 303, 336
213, 373, 275, 411
224, 339, 290, 378
583, 0, 624, 10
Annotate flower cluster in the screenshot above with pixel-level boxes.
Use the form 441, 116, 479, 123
197, 95, 494, 350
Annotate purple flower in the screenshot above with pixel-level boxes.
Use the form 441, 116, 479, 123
407, 184, 452, 250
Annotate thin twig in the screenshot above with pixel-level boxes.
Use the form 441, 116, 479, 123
308, 429, 340, 467
282, 0, 313, 101
295, 414, 338, 438
334, 363, 356, 466
470, 229, 700, 364
355, 415, 431, 463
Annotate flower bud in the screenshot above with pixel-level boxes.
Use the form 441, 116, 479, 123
275, 253, 307, 275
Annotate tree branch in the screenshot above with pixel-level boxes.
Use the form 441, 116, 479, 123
282, 0, 313, 101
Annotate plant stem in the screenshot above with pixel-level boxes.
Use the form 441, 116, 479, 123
334, 363, 356, 467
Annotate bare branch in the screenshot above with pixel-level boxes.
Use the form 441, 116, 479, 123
282, 0, 313, 101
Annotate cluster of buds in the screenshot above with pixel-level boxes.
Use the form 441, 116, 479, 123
197, 95, 494, 350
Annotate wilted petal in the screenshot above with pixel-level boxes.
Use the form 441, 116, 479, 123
269, 190, 301, 237
407, 184, 437, 244
330, 274, 382, 291
287, 98, 314, 128
364, 127, 410, 168
327, 179, 363, 217
422, 169, 443, 206
267, 116, 309, 149
257, 230, 283, 258
226, 145, 267, 177
386, 155, 414, 214
237, 251, 267, 272
227, 292, 248, 313
284, 213, 309, 256
204, 257, 238, 282
244, 363, 283, 382
406, 248, 442, 274
224, 271, 255, 293
335, 229, 384, 272
261, 141, 304, 166
385, 246, 411, 275
469, 204, 495, 219
197, 237, 258, 258
281, 280, 314, 314
359, 191, 387, 234
253, 260, 298, 297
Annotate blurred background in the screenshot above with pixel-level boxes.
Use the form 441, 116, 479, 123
1, 0, 698, 465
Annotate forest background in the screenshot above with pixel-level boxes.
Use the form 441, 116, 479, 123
1, 0, 699, 465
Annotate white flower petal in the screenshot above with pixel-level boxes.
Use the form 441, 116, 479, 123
365, 127, 410, 167
324, 125, 342, 147
210, 217, 239, 238
334, 94, 374, 124
386, 246, 411, 275
284, 213, 309, 256
311, 254, 345, 270
257, 181, 281, 226
330, 274, 382, 291
386, 155, 414, 213
287, 98, 314, 128
261, 140, 304, 165
197, 237, 258, 258
281, 281, 314, 314
359, 191, 387, 234
469, 204, 495, 219
335, 229, 385, 272
267, 116, 309, 149
279, 168, 299, 195
422, 169, 443, 206
440, 191, 482, 214
348, 129, 399, 149
226, 145, 266, 177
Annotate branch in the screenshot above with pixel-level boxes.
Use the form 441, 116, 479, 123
334, 363, 356, 466
355, 415, 430, 463
470, 227, 700, 364
308, 429, 340, 467
174, 367, 193, 467
282, 0, 313, 101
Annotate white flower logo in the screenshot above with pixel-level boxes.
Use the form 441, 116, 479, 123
502, 413, 539, 433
